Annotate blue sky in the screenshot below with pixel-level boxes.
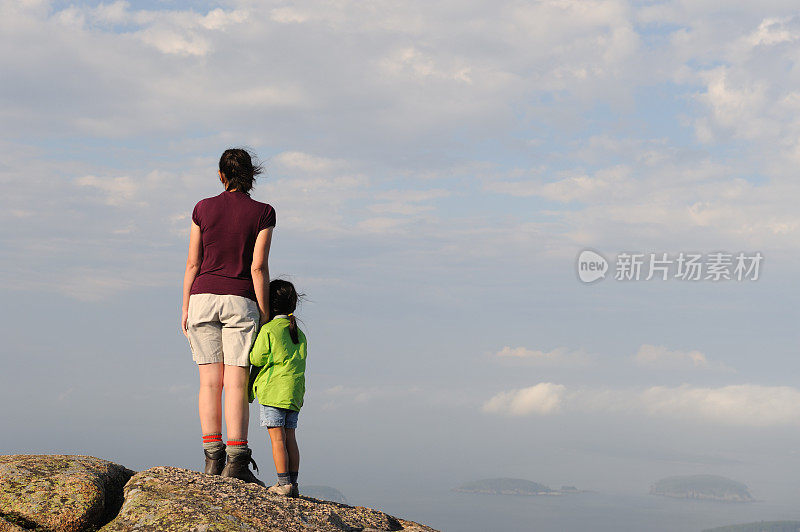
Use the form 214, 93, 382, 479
2, 0, 800, 525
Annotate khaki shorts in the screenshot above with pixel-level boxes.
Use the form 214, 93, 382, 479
187, 294, 260, 366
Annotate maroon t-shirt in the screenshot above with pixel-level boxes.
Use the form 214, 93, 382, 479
190, 191, 276, 302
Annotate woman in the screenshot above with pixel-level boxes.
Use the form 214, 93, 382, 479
181, 148, 275, 486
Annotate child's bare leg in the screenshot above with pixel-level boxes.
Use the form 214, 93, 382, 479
267, 426, 289, 474
285, 428, 299, 473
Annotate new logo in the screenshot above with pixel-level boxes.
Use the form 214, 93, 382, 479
576, 249, 608, 283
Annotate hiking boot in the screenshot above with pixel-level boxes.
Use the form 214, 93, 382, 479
290, 483, 299, 498
220, 448, 265, 487
267, 482, 294, 497
203, 447, 226, 475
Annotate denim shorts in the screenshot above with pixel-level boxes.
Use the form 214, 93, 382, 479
260, 404, 299, 428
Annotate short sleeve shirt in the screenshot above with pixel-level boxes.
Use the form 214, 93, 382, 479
190, 190, 275, 302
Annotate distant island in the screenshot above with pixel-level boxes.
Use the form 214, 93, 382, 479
702, 521, 800, 532
649, 475, 754, 502
453, 478, 585, 496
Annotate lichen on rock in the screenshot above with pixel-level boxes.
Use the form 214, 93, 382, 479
102, 466, 435, 532
0, 455, 134, 532
0, 456, 437, 532
0, 514, 34, 532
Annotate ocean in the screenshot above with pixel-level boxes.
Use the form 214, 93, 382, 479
354, 488, 800, 531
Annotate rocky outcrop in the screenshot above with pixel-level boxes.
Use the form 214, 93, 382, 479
0, 455, 134, 531
105, 466, 433, 531
0, 455, 437, 532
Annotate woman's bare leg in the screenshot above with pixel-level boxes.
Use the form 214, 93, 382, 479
267, 426, 289, 474
198, 363, 224, 434
285, 428, 299, 473
223, 365, 250, 440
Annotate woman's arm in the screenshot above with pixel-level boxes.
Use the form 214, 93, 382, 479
251, 227, 274, 325
181, 222, 203, 337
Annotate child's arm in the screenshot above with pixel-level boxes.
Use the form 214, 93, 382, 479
248, 330, 271, 403
249, 329, 272, 367
247, 363, 261, 403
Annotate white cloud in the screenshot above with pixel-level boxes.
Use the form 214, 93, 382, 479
356, 217, 408, 234
257, 159, 371, 235
58, 387, 75, 402
3, 0, 800, 302
484, 133, 800, 253
53, 6, 86, 28
374, 189, 450, 202
494, 346, 594, 367
484, 382, 800, 427
640, 384, 800, 427
75, 175, 138, 205
91, 1, 130, 25
366, 203, 433, 216
269, 7, 308, 25
379, 47, 473, 84
482, 383, 567, 416
694, 66, 769, 142
137, 26, 211, 56
747, 16, 799, 47
199, 8, 249, 30
272, 151, 347, 174
367, 188, 449, 215
633, 344, 735, 372
131, 7, 249, 56
3, 265, 171, 301
0, 0, 653, 142
485, 165, 631, 203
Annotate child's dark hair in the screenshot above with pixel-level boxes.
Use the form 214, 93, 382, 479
219, 147, 263, 194
269, 279, 304, 344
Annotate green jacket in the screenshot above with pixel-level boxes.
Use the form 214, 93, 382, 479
249, 317, 307, 411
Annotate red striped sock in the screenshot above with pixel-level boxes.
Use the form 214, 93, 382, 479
202, 433, 223, 450
227, 438, 249, 456
203, 433, 222, 444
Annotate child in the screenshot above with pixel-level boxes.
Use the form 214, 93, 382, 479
249, 279, 307, 497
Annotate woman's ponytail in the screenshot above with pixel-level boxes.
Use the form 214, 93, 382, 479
219, 148, 263, 195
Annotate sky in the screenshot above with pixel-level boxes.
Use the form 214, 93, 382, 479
2, 0, 800, 528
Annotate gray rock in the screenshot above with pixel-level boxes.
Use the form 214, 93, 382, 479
102, 466, 437, 532
0, 455, 436, 532
0, 454, 134, 532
